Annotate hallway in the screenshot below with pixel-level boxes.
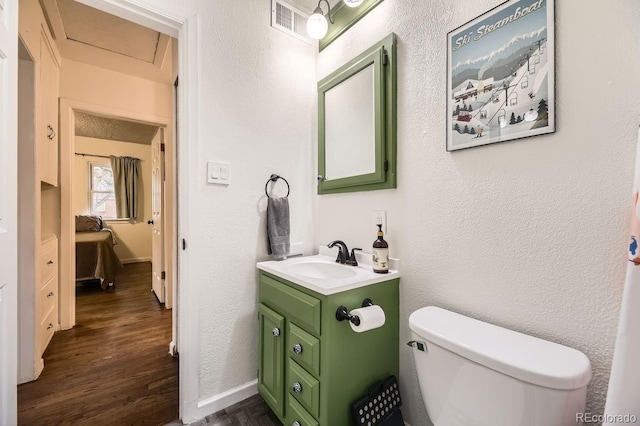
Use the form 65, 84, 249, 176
18, 262, 178, 425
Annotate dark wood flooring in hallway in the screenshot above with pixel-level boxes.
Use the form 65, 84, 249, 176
18, 262, 178, 426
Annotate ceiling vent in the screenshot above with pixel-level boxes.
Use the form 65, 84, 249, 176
271, 0, 311, 44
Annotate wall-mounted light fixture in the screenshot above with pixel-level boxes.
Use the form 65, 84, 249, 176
307, 0, 334, 40
343, 0, 364, 6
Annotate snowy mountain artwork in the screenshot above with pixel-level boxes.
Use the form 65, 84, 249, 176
446, 0, 555, 151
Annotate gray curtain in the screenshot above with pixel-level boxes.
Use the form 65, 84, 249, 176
109, 156, 141, 220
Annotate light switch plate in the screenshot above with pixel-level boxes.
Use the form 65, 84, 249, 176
207, 161, 230, 185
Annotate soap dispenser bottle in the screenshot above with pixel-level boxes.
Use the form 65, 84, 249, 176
372, 224, 389, 274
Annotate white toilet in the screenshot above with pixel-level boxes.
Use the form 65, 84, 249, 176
408, 306, 592, 426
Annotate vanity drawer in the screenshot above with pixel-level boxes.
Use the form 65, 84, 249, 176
288, 323, 320, 377
288, 395, 318, 426
288, 360, 320, 419
40, 238, 58, 285
261, 274, 321, 336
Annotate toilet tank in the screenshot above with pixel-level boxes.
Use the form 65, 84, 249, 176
409, 307, 592, 426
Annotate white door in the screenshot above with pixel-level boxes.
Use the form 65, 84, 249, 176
0, 0, 19, 423
151, 129, 165, 303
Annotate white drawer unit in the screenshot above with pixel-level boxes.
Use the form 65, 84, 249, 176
35, 236, 59, 370
17, 3, 62, 385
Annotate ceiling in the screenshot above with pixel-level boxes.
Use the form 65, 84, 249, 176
40, 0, 172, 83
75, 112, 160, 145
56, 0, 161, 63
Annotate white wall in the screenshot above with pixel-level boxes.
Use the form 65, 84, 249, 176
315, 0, 640, 424
183, 1, 316, 400
73, 136, 153, 263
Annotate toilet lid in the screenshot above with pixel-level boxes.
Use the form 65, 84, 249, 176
409, 306, 592, 390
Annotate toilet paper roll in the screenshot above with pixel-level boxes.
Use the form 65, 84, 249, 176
349, 305, 386, 333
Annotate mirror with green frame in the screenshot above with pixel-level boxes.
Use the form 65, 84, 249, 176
317, 33, 397, 195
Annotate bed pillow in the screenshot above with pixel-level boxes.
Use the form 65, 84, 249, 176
76, 215, 103, 232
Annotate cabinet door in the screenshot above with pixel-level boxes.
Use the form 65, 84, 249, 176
258, 303, 285, 417
38, 30, 58, 186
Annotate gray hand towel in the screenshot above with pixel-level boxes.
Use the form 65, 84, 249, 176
267, 196, 290, 259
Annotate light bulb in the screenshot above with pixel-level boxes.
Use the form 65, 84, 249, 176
344, 0, 364, 7
307, 11, 328, 39
524, 109, 538, 122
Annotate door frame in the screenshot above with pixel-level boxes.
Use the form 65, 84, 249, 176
61, 1, 199, 421
59, 99, 172, 329
151, 129, 166, 304
1, 0, 19, 423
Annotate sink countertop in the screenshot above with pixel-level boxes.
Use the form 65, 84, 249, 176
257, 247, 400, 296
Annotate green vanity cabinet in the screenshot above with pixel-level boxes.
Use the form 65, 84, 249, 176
258, 304, 285, 417
258, 271, 399, 426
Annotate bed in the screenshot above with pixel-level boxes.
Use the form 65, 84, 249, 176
75, 216, 123, 289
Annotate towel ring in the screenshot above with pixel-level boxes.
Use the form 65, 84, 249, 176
265, 174, 290, 198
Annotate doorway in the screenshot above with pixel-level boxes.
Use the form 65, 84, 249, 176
70, 113, 170, 306
5, 0, 201, 423
16, 0, 182, 422
17, 91, 179, 424
60, 108, 176, 312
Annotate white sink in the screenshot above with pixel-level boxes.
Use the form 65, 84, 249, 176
257, 252, 400, 295
286, 260, 357, 280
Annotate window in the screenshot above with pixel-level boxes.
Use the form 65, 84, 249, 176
89, 162, 118, 219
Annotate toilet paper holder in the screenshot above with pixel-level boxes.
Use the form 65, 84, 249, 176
336, 298, 374, 326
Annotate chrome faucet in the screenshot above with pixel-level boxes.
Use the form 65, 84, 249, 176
328, 240, 349, 264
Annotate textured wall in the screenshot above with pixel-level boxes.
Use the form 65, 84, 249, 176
156, 1, 317, 399
315, 0, 640, 424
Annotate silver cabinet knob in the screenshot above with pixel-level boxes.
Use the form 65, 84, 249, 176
292, 382, 302, 393
292, 422, 301, 426
272, 328, 280, 337
293, 343, 302, 354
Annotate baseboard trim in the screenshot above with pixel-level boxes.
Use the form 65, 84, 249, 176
194, 379, 258, 420
120, 257, 151, 264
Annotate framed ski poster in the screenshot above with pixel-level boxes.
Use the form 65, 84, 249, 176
446, 0, 555, 151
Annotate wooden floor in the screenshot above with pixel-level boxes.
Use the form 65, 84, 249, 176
18, 262, 178, 426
